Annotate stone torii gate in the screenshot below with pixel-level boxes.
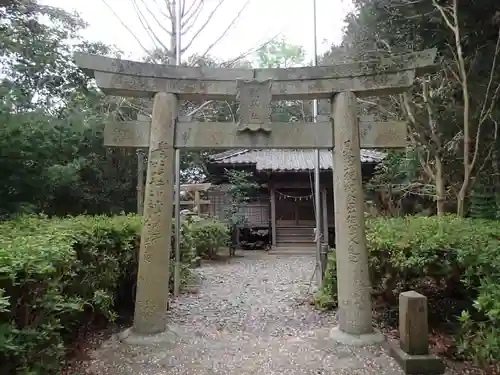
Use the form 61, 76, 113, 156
74, 49, 436, 344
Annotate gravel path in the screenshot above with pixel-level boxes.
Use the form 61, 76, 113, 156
86, 253, 406, 375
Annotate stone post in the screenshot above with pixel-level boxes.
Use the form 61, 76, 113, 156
132, 92, 178, 335
194, 190, 201, 213
320, 243, 328, 280
399, 291, 429, 355
270, 188, 277, 247
321, 188, 329, 247
388, 291, 445, 374
331, 92, 376, 339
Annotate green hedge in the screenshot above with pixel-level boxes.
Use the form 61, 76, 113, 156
0, 214, 229, 375
181, 215, 229, 259
314, 215, 500, 366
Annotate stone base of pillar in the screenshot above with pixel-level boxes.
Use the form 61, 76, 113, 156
329, 326, 385, 346
118, 327, 178, 346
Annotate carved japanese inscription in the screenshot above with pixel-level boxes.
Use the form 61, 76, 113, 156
236, 79, 272, 133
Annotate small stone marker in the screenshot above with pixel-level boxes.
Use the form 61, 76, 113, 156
388, 291, 445, 374
400, 291, 429, 355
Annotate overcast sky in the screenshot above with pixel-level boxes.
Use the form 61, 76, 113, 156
40, 0, 353, 62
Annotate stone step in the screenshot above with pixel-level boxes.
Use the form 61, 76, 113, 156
277, 229, 315, 233
276, 234, 314, 239
277, 227, 315, 233
270, 246, 316, 255
276, 241, 316, 247
276, 239, 315, 244
276, 235, 315, 241
276, 230, 315, 236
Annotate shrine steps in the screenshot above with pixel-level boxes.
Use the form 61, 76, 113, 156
269, 246, 316, 255
274, 226, 316, 252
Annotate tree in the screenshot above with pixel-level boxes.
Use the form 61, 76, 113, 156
103, 0, 251, 63
0, 0, 139, 217
254, 38, 312, 123
342, 0, 500, 216
430, 0, 500, 216
101, 0, 285, 184
103, 0, 271, 117
255, 37, 305, 68
223, 169, 259, 227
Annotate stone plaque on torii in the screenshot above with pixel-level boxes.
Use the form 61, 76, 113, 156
74, 49, 437, 344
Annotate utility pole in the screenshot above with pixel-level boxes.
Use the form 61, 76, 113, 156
312, 0, 323, 285
173, 0, 182, 297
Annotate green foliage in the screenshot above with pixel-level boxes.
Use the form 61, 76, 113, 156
1, 0, 111, 110
313, 254, 338, 310
0, 214, 142, 374
367, 149, 425, 192
0, 0, 141, 219
341, 0, 500, 214
182, 216, 229, 259
0, 214, 228, 374
0, 114, 139, 218
315, 215, 500, 366
255, 37, 305, 68
469, 176, 498, 220
223, 169, 259, 227
254, 38, 310, 123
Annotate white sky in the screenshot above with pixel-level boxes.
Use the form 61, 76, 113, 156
40, 0, 354, 63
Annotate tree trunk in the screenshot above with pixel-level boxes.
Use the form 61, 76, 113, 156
435, 156, 445, 216
456, 188, 466, 217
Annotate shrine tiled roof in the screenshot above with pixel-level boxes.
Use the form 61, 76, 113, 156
208, 149, 385, 172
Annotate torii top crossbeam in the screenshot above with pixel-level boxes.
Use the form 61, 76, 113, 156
74, 49, 437, 100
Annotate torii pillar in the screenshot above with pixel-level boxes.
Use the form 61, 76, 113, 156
330, 92, 383, 344
133, 92, 178, 335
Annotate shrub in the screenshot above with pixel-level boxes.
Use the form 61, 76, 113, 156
171, 219, 199, 267
182, 216, 229, 259
313, 253, 337, 310
0, 213, 228, 374
314, 215, 500, 366
0, 214, 142, 374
